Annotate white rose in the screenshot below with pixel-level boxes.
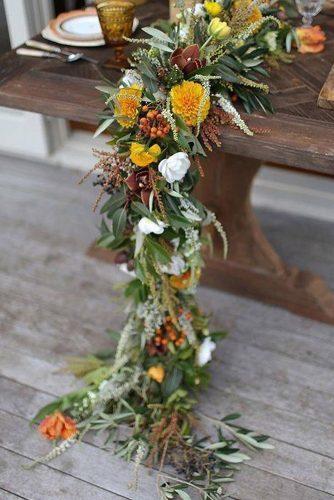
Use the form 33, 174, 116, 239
138, 217, 166, 235
197, 337, 216, 366
158, 152, 190, 184
161, 255, 186, 275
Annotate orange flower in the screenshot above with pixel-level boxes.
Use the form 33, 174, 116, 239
38, 411, 77, 441
170, 81, 210, 127
114, 84, 142, 128
170, 268, 201, 289
296, 26, 326, 54
147, 365, 165, 383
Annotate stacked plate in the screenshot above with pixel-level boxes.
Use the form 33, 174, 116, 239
42, 7, 139, 47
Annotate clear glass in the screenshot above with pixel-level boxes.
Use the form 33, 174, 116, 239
295, 0, 324, 27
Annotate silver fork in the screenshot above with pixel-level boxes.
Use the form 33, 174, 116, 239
16, 47, 83, 62
25, 39, 99, 64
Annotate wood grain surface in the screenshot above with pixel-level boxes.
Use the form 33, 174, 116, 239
0, 154, 334, 499
0, 2, 333, 172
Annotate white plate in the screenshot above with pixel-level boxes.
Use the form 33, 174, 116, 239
60, 15, 103, 38
42, 18, 139, 48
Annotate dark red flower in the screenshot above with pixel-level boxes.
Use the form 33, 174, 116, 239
125, 168, 151, 206
170, 44, 206, 75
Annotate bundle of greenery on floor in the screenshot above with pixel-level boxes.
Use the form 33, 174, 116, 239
28, 1, 303, 497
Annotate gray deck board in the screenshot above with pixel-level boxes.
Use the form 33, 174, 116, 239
0, 154, 334, 499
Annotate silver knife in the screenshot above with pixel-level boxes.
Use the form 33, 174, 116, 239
25, 39, 99, 65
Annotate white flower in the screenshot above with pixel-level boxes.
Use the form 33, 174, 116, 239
161, 255, 186, 275
121, 69, 143, 87
193, 2, 206, 17
178, 24, 189, 42
138, 217, 166, 235
197, 337, 216, 366
263, 31, 278, 52
158, 152, 190, 184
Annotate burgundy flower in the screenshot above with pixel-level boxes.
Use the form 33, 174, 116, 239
125, 168, 151, 206
170, 44, 206, 75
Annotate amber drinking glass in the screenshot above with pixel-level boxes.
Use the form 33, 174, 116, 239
96, 1, 135, 68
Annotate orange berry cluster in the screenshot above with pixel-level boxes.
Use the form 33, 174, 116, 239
139, 105, 170, 139
159, 316, 186, 347
146, 316, 186, 356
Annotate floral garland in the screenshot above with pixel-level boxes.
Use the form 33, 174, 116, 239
31, 1, 301, 497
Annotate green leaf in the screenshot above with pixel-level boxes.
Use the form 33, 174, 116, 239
101, 188, 126, 215
222, 413, 241, 422
95, 84, 117, 94
215, 451, 250, 463
205, 442, 228, 450
32, 401, 63, 423
94, 117, 114, 138
31, 388, 89, 423
112, 206, 127, 239
210, 331, 228, 341
124, 278, 148, 303
168, 213, 191, 230
145, 237, 171, 265
162, 367, 183, 398
131, 201, 153, 219
145, 40, 173, 53
97, 233, 116, 248
177, 491, 192, 500
141, 26, 174, 44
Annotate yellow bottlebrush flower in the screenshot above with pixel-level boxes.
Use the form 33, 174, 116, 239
147, 365, 165, 383
204, 1, 222, 16
208, 17, 231, 39
170, 81, 210, 127
114, 84, 142, 128
233, 0, 262, 25
130, 142, 161, 167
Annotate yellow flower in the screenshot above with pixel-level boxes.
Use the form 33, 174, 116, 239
147, 365, 165, 383
208, 18, 231, 39
170, 81, 210, 127
114, 84, 142, 128
204, 1, 222, 16
233, 0, 262, 25
130, 142, 161, 167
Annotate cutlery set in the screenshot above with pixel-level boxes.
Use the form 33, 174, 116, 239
16, 39, 99, 64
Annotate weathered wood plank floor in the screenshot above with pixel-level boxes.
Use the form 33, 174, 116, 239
0, 155, 333, 500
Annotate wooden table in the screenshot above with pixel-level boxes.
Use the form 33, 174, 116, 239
1, 1, 334, 324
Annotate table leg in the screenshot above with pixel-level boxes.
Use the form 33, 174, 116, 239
196, 151, 334, 324
87, 151, 334, 325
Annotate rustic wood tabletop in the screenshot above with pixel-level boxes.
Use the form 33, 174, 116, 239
0, 4, 334, 171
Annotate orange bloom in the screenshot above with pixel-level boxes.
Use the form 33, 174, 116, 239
114, 84, 142, 128
170, 268, 201, 289
170, 81, 210, 127
296, 26, 326, 54
38, 411, 77, 441
147, 365, 165, 383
